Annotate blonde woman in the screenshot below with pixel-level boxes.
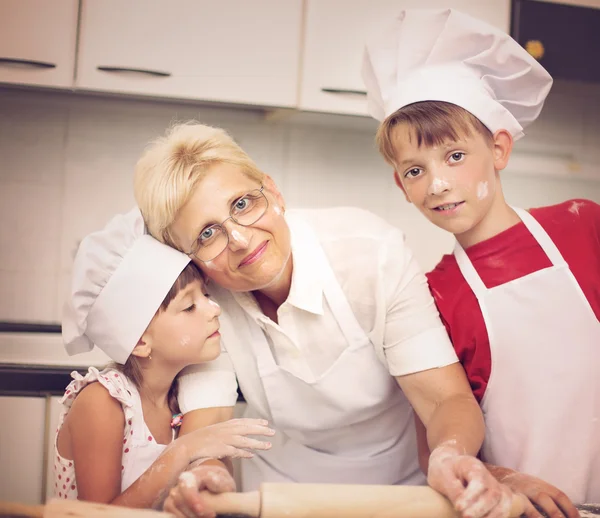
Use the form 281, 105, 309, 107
133, 123, 524, 518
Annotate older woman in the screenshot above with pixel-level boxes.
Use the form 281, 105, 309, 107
133, 123, 519, 518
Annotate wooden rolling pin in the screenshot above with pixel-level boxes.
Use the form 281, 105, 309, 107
200, 483, 529, 518
0, 484, 529, 518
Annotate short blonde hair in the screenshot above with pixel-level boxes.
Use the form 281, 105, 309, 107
134, 122, 265, 249
376, 101, 494, 166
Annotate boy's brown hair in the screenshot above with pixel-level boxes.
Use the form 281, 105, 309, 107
376, 101, 494, 166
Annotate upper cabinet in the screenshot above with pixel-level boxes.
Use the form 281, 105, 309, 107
0, 0, 79, 88
1, 0, 518, 114
299, 0, 511, 117
512, 0, 600, 84
75, 0, 303, 109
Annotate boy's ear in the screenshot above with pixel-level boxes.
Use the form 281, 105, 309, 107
492, 130, 513, 172
393, 171, 412, 203
131, 337, 152, 359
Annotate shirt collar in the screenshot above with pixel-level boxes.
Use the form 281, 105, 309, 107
285, 212, 324, 315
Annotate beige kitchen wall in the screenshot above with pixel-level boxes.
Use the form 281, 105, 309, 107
1, 79, 599, 324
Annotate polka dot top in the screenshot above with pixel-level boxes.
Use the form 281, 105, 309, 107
53, 367, 174, 499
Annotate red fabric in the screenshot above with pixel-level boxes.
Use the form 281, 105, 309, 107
427, 199, 600, 402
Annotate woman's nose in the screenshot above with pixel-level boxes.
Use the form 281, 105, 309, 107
225, 221, 251, 250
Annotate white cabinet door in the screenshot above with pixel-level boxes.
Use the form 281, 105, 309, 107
0, 396, 46, 504
300, 0, 510, 116
45, 396, 63, 502
0, 0, 78, 88
76, 0, 302, 108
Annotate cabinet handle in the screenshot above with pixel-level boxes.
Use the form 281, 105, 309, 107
321, 87, 367, 96
97, 66, 171, 77
0, 321, 61, 333
0, 57, 56, 68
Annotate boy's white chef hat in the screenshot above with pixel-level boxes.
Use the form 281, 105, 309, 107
63, 207, 191, 364
362, 8, 553, 140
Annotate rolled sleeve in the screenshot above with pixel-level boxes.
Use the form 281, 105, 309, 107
177, 351, 238, 413
380, 228, 458, 376
384, 326, 458, 376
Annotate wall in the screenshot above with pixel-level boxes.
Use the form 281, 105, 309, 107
1, 79, 600, 324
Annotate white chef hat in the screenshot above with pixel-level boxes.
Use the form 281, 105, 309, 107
63, 207, 191, 364
362, 8, 553, 140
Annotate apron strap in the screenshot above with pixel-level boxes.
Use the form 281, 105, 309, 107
219, 287, 279, 374
512, 207, 568, 267
454, 241, 488, 297
310, 227, 369, 350
454, 206, 569, 297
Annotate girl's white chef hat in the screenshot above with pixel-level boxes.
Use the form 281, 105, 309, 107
362, 8, 553, 140
62, 207, 190, 364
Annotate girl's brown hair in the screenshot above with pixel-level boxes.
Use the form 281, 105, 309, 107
376, 101, 494, 166
112, 262, 205, 414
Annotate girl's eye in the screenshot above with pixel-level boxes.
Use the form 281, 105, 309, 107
449, 152, 465, 163
404, 168, 422, 179
184, 304, 195, 313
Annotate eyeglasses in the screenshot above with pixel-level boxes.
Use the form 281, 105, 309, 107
188, 186, 269, 262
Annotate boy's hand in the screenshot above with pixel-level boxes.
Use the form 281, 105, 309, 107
164, 464, 234, 518
496, 468, 579, 518
427, 444, 518, 518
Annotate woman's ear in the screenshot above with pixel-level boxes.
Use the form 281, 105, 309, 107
263, 174, 285, 210
492, 129, 513, 172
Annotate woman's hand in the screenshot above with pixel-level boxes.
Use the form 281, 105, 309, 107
164, 464, 235, 518
427, 444, 519, 518
176, 418, 274, 464
494, 467, 579, 518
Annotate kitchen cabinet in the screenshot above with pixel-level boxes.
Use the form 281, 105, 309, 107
0, 0, 78, 88
512, 0, 600, 84
299, 0, 511, 116
76, 0, 302, 108
45, 397, 63, 502
0, 396, 47, 504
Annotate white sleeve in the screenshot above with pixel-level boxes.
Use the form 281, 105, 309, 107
379, 228, 458, 376
177, 349, 238, 413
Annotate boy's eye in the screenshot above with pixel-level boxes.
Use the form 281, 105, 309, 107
184, 304, 195, 313
449, 152, 465, 163
404, 168, 422, 179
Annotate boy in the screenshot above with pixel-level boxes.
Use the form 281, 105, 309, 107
362, 8, 599, 517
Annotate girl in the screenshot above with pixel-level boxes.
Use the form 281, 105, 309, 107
56, 207, 274, 510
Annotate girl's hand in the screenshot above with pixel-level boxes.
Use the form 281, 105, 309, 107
178, 418, 274, 463
164, 464, 234, 518
427, 444, 517, 518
